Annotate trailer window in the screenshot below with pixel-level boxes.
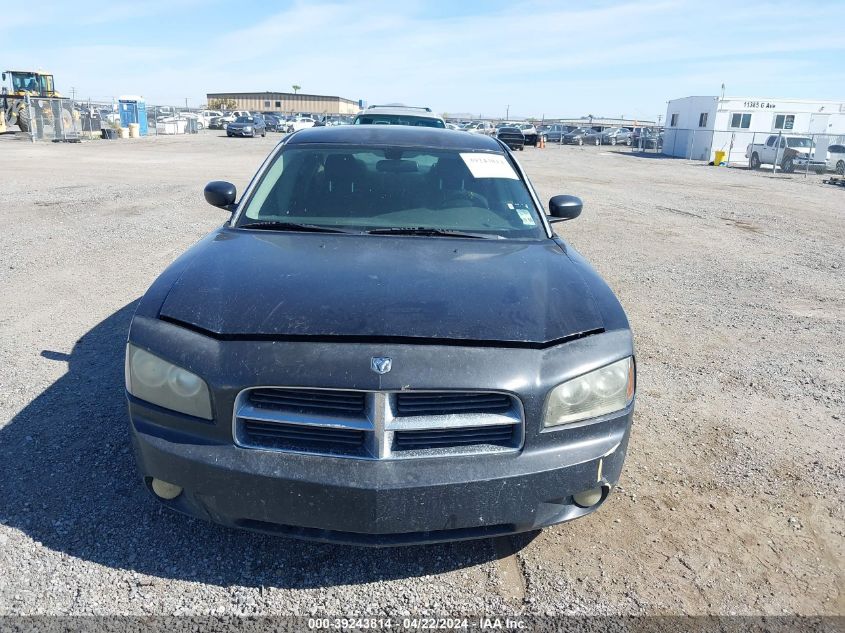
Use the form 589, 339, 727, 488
669, 113, 678, 127
698, 113, 708, 127
730, 113, 751, 129
774, 114, 795, 130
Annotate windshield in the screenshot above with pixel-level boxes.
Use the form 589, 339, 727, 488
354, 114, 446, 128
236, 146, 544, 239
235, 116, 253, 123
786, 137, 813, 149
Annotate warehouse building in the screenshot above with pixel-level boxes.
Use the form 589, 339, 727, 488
206, 91, 360, 115
663, 95, 845, 163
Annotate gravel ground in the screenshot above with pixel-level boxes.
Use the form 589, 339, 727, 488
0, 132, 841, 618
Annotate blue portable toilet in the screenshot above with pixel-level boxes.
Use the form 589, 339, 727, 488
118, 96, 148, 136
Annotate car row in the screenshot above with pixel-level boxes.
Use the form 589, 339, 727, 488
208, 111, 320, 133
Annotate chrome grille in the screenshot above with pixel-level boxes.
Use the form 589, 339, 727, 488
249, 388, 365, 415
396, 392, 511, 416
234, 388, 522, 459
393, 425, 516, 450
243, 419, 366, 450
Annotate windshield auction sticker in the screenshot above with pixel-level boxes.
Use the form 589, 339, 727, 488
460, 153, 519, 179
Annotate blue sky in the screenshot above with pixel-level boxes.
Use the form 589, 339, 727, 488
2, 0, 843, 120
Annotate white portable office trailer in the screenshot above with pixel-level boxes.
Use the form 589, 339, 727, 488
663, 96, 845, 164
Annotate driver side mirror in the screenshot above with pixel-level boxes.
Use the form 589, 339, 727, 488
548, 195, 583, 222
204, 181, 237, 211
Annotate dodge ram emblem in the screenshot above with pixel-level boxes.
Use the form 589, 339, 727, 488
371, 357, 392, 374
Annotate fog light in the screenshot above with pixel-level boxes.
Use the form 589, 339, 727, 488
151, 478, 182, 500
573, 486, 604, 508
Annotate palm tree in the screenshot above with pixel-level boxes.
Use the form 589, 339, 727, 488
292, 85, 301, 94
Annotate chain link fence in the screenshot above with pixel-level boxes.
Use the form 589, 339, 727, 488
660, 127, 845, 177
5, 97, 207, 141
7, 96, 82, 141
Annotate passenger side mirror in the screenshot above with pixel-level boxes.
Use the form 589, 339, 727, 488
548, 195, 583, 222
204, 181, 237, 211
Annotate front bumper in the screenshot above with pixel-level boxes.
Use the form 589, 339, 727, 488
793, 157, 826, 168
127, 317, 635, 545
131, 406, 630, 545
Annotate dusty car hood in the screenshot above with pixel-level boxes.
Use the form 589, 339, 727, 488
158, 230, 604, 345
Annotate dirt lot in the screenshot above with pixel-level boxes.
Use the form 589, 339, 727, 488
0, 132, 842, 618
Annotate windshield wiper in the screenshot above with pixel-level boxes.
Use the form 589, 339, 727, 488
366, 227, 491, 239
238, 221, 351, 234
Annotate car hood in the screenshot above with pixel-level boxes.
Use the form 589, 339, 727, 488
158, 230, 604, 345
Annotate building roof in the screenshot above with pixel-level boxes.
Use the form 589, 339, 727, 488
286, 125, 503, 151
207, 91, 357, 103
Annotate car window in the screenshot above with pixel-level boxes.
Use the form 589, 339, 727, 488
354, 115, 445, 128
786, 138, 812, 149
237, 147, 545, 239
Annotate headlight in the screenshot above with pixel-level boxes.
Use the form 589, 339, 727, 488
244, 126, 252, 131
125, 344, 213, 419
543, 357, 634, 427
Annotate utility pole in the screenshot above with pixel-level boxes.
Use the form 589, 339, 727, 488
185, 97, 189, 111
506, 105, 510, 120
71, 87, 76, 101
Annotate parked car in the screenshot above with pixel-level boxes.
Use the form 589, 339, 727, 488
518, 123, 539, 147
583, 129, 606, 146
495, 126, 525, 151
638, 130, 663, 150
226, 114, 266, 138
285, 116, 317, 133
599, 127, 632, 146
827, 143, 845, 175
207, 115, 226, 130
316, 115, 352, 127
219, 110, 251, 130
542, 124, 574, 143
353, 105, 445, 128
627, 127, 650, 147
126, 125, 636, 545
196, 110, 222, 128
563, 127, 595, 145
262, 113, 284, 132
746, 134, 825, 173
465, 121, 495, 135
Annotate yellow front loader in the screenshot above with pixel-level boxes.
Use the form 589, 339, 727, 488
1, 69, 71, 133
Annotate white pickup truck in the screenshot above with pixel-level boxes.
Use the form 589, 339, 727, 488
746, 134, 826, 173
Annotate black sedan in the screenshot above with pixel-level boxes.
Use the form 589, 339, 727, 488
495, 126, 525, 151
562, 127, 595, 145
226, 115, 266, 137
126, 125, 635, 546
262, 113, 285, 132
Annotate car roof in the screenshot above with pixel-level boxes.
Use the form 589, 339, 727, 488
286, 125, 505, 151
356, 106, 442, 120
